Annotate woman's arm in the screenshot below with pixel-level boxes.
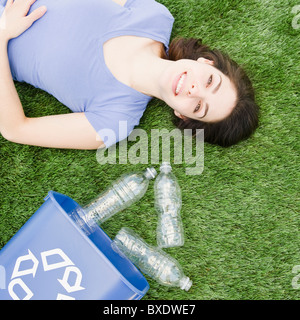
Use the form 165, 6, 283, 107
0, 0, 104, 149
0, 0, 42, 139
0, 35, 26, 139
8, 113, 105, 149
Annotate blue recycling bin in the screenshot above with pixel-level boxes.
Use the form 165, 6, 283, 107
0, 191, 149, 300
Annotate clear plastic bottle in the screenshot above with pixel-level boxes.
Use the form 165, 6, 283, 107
154, 162, 184, 248
112, 227, 192, 291
69, 167, 157, 234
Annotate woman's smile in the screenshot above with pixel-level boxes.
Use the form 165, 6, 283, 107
173, 72, 187, 96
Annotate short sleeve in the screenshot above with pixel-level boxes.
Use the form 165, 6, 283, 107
0, 0, 7, 7
84, 106, 141, 148
0, 2, 5, 16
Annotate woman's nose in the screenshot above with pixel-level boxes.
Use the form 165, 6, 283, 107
188, 83, 201, 98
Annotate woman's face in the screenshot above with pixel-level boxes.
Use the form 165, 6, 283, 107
159, 58, 237, 122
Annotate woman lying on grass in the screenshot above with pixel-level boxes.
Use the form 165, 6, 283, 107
0, 0, 259, 150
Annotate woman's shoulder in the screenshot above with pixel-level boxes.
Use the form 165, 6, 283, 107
127, 0, 174, 20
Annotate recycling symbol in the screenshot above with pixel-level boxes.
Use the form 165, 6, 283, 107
8, 248, 85, 300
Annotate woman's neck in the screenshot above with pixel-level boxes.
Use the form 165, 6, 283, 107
129, 40, 173, 99
103, 36, 173, 99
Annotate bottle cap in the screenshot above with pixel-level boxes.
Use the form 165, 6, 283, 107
180, 276, 192, 291
145, 167, 157, 179
160, 162, 172, 173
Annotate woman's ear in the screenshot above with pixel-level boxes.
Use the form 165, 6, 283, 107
174, 110, 186, 120
197, 57, 214, 65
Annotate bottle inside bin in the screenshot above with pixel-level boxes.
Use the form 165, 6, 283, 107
69, 167, 157, 235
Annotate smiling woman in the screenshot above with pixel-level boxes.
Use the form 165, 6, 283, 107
0, 0, 259, 149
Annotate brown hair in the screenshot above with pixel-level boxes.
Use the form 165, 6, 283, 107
163, 38, 259, 147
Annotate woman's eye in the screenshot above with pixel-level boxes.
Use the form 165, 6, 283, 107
207, 75, 213, 87
194, 102, 201, 113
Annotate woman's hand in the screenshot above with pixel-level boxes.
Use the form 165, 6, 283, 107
0, 0, 47, 42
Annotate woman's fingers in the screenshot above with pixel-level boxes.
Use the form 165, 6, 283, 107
5, 0, 13, 8
0, 0, 47, 41
15, 0, 37, 5
15, 0, 38, 15
26, 5, 47, 26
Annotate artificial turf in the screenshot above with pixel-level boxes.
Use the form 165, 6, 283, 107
0, 0, 299, 300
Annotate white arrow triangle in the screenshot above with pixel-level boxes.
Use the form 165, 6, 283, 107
11, 249, 39, 279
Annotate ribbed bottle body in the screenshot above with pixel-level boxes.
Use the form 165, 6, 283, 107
113, 227, 192, 291
154, 163, 184, 248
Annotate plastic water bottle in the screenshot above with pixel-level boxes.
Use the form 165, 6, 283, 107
112, 227, 192, 291
154, 162, 184, 248
69, 167, 157, 234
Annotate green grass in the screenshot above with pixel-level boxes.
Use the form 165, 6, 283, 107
0, 0, 299, 300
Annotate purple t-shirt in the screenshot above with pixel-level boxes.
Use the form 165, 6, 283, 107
1, 0, 174, 147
